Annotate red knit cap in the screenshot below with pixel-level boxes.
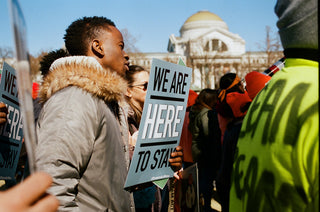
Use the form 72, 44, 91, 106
226, 91, 252, 118
245, 71, 271, 100
187, 89, 198, 107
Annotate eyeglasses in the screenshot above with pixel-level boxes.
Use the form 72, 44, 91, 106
130, 82, 148, 91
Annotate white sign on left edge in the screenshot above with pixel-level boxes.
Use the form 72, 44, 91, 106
0, 62, 23, 181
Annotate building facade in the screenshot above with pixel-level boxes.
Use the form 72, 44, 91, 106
130, 10, 283, 91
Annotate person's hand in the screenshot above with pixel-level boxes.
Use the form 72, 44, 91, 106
129, 131, 139, 159
0, 102, 8, 125
129, 131, 139, 147
0, 172, 59, 212
169, 145, 183, 172
173, 168, 183, 180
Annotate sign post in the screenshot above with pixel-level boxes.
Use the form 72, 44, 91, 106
8, 0, 37, 174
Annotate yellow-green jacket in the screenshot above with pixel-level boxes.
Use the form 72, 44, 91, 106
229, 58, 319, 212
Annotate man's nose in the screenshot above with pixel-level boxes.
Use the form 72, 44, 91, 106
124, 51, 129, 61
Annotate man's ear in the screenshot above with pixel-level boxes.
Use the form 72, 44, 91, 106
92, 39, 104, 58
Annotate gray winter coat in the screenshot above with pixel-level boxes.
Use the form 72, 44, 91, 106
35, 56, 134, 212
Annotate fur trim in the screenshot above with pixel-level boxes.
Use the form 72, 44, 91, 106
39, 56, 127, 104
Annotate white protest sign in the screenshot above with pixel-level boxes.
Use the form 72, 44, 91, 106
0, 62, 23, 180
9, 0, 37, 173
124, 58, 192, 190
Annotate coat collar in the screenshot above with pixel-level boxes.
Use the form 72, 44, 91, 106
39, 56, 127, 104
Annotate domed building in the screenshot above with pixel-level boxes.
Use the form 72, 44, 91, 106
168, 10, 245, 56
129, 10, 282, 90
168, 10, 246, 89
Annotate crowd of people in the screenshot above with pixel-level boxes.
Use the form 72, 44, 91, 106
184, 0, 318, 211
0, 0, 318, 211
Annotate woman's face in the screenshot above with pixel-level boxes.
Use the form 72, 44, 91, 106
127, 71, 149, 109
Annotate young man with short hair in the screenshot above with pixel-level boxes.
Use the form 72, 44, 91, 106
36, 16, 183, 212
36, 16, 133, 211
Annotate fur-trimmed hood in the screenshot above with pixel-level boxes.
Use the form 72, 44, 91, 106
39, 56, 127, 104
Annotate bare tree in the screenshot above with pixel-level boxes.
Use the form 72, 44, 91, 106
0, 47, 48, 82
120, 28, 140, 54
257, 26, 283, 66
0, 46, 14, 63
29, 51, 48, 81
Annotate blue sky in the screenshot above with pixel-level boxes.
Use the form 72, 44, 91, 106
1, 0, 279, 56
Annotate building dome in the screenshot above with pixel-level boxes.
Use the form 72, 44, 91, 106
180, 10, 228, 38
184, 10, 223, 23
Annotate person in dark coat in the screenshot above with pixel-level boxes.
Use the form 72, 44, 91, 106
189, 88, 221, 212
